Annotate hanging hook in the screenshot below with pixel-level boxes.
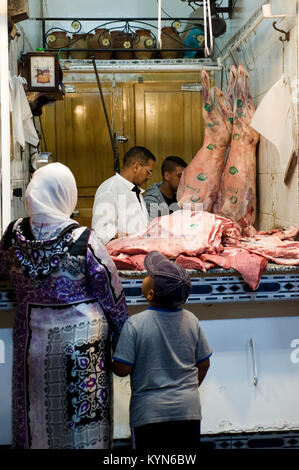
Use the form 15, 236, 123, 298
240, 41, 254, 72
229, 48, 238, 67
245, 37, 256, 69
273, 21, 290, 42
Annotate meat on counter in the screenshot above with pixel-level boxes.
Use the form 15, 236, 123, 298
107, 211, 299, 291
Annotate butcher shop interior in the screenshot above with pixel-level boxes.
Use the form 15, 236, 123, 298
0, 0, 299, 453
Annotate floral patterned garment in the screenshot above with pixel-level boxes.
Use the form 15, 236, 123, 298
0, 218, 128, 449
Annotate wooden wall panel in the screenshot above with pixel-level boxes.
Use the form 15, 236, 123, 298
65, 87, 116, 194
135, 82, 203, 188
40, 103, 57, 158
41, 73, 204, 227
122, 83, 136, 154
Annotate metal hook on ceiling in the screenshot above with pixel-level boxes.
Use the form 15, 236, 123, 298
245, 37, 256, 68
229, 48, 238, 67
273, 21, 290, 42
240, 41, 254, 72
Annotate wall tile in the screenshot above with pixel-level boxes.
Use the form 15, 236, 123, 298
257, 136, 269, 174
257, 173, 274, 215
256, 212, 275, 231
272, 168, 299, 224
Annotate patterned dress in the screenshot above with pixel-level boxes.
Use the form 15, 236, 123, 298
0, 218, 128, 449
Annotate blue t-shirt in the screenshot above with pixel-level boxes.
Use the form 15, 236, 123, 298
113, 306, 212, 428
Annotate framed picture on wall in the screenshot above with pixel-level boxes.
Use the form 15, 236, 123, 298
26, 52, 59, 92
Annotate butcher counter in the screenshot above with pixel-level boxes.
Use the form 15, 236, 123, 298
1, 265, 299, 449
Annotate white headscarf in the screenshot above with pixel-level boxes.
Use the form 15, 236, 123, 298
25, 163, 78, 235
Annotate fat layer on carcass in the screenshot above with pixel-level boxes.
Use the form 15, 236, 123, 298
213, 65, 260, 227
107, 210, 241, 258
177, 68, 232, 211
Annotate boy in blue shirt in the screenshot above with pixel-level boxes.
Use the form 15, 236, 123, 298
112, 251, 212, 450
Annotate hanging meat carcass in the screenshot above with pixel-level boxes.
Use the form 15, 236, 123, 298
177, 67, 234, 211
213, 64, 260, 227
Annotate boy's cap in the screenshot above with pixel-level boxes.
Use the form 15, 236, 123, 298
144, 251, 192, 307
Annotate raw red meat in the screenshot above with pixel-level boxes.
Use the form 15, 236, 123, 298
107, 210, 299, 291
175, 255, 207, 272
225, 65, 238, 115
254, 226, 299, 241
242, 242, 299, 262
107, 210, 241, 258
130, 254, 146, 271
111, 254, 146, 271
111, 254, 136, 270
213, 65, 260, 227
202, 247, 268, 290
224, 234, 299, 266
177, 68, 232, 211
200, 252, 231, 270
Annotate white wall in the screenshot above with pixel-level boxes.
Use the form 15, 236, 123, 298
213, 0, 299, 230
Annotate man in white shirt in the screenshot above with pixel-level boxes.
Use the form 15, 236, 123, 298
92, 146, 156, 244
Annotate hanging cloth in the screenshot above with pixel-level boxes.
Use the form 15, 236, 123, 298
9, 75, 39, 148
251, 74, 296, 183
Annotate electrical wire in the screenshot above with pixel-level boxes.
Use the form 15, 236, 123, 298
155, 0, 173, 19
38, 116, 47, 152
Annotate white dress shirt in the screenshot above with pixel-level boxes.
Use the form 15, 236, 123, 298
92, 173, 150, 244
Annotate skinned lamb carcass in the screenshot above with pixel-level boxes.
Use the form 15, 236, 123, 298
106, 210, 241, 258
176, 68, 233, 211
213, 64, 260, 227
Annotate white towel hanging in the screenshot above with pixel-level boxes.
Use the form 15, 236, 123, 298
251, 74, 296, 183
9, 75, 39, 149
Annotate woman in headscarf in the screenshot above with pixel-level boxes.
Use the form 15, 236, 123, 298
0, 163, 128, 449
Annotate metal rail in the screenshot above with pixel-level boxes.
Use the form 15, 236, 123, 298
34, 17, 222, 21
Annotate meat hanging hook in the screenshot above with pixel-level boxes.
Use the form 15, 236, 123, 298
245, 37, 256, 70
229, 48, 238, 67
240, 42, 254, 72
203, 0, 214, 57
272, 21, 290, 42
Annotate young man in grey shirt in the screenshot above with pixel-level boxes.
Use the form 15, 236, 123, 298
144, 156, 187, 221
112, 251, 212, 450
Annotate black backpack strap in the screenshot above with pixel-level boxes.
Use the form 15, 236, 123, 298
20, 217, 34, 240
69, 228, 91, 257
2, 220, 18, 250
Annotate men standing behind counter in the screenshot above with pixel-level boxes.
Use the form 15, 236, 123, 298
92, 146, 156, 245
144, 156, 187, 221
